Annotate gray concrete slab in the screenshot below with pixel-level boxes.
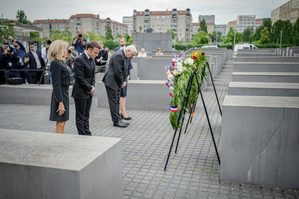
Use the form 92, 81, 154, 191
0, 129, 123, 199
236, 52, 276, 57
232, 72, 299, 83
0, 84, 74, 105
228, 82, 299, 97
234, 56, 299, 62
233, 62, 299, 72
220, 95, 299, 189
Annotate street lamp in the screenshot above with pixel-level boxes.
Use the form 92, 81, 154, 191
280, 30, 282, 48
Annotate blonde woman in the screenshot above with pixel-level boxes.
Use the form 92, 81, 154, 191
48, 40, 74, 133
138, 48, 147, 57
156, 47, 163, 55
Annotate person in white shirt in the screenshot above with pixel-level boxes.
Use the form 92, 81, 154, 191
41, 39, 52, 84
138, 48, 147, 57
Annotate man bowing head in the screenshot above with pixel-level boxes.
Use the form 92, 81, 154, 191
102, 45, 138, 128
72, 41, 101, 135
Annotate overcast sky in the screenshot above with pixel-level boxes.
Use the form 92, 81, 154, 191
1, 0, 286, 24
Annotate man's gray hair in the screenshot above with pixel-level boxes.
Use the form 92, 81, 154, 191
125, 45, 138, 54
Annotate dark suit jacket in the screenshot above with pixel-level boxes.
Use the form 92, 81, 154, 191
115, 46, 133, 76
25, 50, 45, 75
72, 52, 96, 99
95, 49, 108, 66
102, 50, 128, 90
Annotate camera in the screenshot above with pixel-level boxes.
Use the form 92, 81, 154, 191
4, 35, 9, 39
78, 33, 82, 38
68, 49, 72, 54
46, 40, 52, 45
7, 48, 13, 53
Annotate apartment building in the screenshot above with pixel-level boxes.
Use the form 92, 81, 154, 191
99, 18, 128, 38
271, 0, 299, 24
123, 16, 133, 35
132, 8, 192, 41
215, 24, 227, 38
33, 13, 127, 38
33, 19, 70, 37
198, 15, 215, 24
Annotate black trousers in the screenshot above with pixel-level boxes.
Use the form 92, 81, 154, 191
31, 71, 43, 84
105, 85, 121, 122
74, 97, 93, 136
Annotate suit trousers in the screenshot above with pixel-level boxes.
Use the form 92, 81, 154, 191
74, 96, 93, 136
105, 85, 121, 122
31, 71, 43, 84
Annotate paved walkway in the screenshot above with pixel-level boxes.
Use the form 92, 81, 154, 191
0, 60, 298, 199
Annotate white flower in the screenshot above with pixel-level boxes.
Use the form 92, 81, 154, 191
166, 70, 170, 75
168, 74, 173, 80
184, 60, 188, 64
182, 67, 186, 71
187, 58, 194, 65
169, 86, 174, 90
177, 62, 182, 68
173, 70, 178, 75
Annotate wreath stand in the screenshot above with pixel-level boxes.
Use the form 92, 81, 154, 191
164, 63, 222, 171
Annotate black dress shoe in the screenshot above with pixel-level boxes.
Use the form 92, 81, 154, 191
113, 121, 128, 128
121, 114, 132, 120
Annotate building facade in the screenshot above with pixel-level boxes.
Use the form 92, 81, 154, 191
215, 24, 227, 38
100, 18, 128, 38
271, 0, 299, 24
132, 8, 192, 41
198, 15, 215, 23
123, 16, 133, 35
33, 13, 127, 38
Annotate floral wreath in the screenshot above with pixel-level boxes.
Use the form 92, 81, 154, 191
165, 51, 207, 129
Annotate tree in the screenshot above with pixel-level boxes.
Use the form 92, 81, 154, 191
166, 29, 176, 39
253, 25, 263, 41
272, 20, 293, 44
242, 27, 254, 42
139, 26, 142, 32
124, 33, 133, 44
224, 27, 242, 47
105, 25, 113, 41
292, 18, 299, 46
259, 27, 272, 46
86, 30, 101, 41
16, 10, 27, 24
30, 32, 39, 38
199, 18, 207, 33
193, 31, 210, 44
0, 19, 15, 44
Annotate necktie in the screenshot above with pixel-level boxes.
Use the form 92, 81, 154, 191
89, 58, 94, 66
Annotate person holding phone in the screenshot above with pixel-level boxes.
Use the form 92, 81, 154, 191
65, 47, 78, 75
0, 44, 21, 80
42, 39, 52, 84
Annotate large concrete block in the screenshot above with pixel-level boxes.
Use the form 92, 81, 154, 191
0, 84, 74, 105
220, 95, 299, 189
236, 53, 276, 57
233, 62, 299, 72
234, 56, 299, 62
138, 58, 171, 80
0, 129, 123, 199
232, 72, 299, 83
228, 82, 299, 97
97, 80, 170, 111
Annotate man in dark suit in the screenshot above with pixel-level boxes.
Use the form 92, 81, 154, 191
95, 41, 108, 73
25, 42, 45, 84
102, 45, 138, 128
72, 41, 101, 136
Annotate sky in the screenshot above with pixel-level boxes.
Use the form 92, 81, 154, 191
1, 0, 286, 24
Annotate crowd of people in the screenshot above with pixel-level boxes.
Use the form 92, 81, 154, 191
1, 29, 166, 134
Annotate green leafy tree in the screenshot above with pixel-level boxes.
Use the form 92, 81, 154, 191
124, 33, 133, 44
199, 18, 207, 33
16, 10, 27, 24
242, 27, 254, 42
166, 29, 176, 39
105, 25, 113, 41
139, 26, 142, 32
30, 32, 39, 38
0, 19, 15, 44
224, 27, 242, 48
259, 27, 272, 46
26, 20, 33, 26
193, 31, 210, 44
264, 18, 272, 33
292, 18, 299, 46
86, 30, 101, 41
116, 33, 123, 39
272, 19, 293, 44
253, 25, 263, 41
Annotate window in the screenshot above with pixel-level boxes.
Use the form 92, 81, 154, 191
162, 16, 165, 19
186, 20, 190, 23
156, 25, 160, 27
157, 16, 160, 19
157, 20, 160, 23
70, 20, 74, 22
162, 20, 165, 23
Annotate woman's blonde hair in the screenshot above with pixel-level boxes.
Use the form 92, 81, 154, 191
48, 40, 68, 62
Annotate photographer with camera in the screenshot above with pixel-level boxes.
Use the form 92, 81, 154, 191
42, 39, 52, 84
72, 29, 87, 54
2, 35, 32, 84
65, 46, 78, 75
95, 41, 108, 73
0, 45, 21, 80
